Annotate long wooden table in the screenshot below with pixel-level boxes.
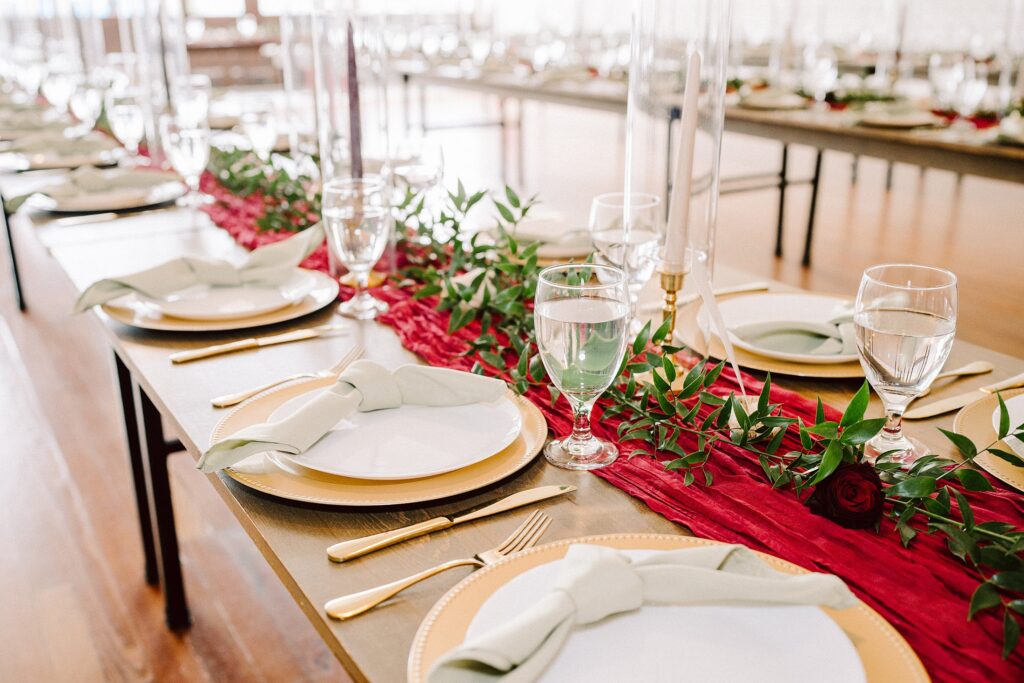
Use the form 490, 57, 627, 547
8, 195, 1024, 682
399, 66, 1024, 265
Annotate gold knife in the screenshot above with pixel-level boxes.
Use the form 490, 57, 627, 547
326, 484, 575, 562
904, 371, 1024, 420
169, 323, 348, 364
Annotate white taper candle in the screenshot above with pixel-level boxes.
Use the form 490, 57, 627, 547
663, 50, 702, 274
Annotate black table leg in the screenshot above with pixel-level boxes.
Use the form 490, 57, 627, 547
775, 144, 789, 257
114, 354, 159, 587
134, 383, 191, 632
802, 150, 824, 267
1, 193, 26, 311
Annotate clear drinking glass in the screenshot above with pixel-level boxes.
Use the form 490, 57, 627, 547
241, 107, 278, 161
535, 264, 630, 470
322, 176, 390, 320
588, 192, 663, 333
106, 89, 145, 157
802, 42, 838, 108
854, 264, 957, 465
170, 73, 211, 128
159, 115, 210, 212
391, 137, 444, 197
928, 53, 965, 111
69, 82, 103, 132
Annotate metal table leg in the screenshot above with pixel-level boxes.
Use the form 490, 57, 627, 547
114, 354, 159, 587
802, 150, 824, 267
134, 382, 191, 632
775, 144, 789, 257
1, 192, 26, 311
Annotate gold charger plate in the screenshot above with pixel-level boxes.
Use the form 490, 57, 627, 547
408, 534, 929, 683
210, 380, 547, 506
100, 269, 340, 332
675, 298, 864, 379
952, 387, 1024, 492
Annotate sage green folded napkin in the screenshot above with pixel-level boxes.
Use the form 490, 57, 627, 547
7, 166, 181, 212
74, 222, 324, 312
730, 307, 855, 357
428, 543, 856, 683
7, 130, 117, 156
198, 359, 507, 473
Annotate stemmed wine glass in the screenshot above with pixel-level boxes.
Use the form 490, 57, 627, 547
802, 42, 838, 109
928, 53, 965, 111
69, 80, 103, 133
588, 192, 663, 334
159, 115, 210, 218
535, 264, 630, 470
170, 73, 211, 128
106, 88, 145, 159
854, 264, 957, 465
241, 106, 278, 161
322, 176, 390, 320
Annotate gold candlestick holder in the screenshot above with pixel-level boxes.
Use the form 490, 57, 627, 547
659, 269, 686, 352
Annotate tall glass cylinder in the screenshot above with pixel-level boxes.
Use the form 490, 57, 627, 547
279, 12, 319, 159
625, 0, 731, 276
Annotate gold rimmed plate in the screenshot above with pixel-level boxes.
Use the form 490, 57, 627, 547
952, 387, 1024, 492
675, 298, 864, 379
209, 379, 547, 506
100, 269, 339, 332
409, 534, 928, 683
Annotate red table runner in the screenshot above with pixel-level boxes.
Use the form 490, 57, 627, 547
201, 180, 1024, 682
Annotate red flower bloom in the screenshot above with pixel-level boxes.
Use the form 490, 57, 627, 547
807, 463, 884, 529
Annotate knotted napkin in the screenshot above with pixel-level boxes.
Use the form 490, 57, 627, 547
730, 305, 855, 358
6, 166, 181, 212
427, 543, 857, 683
198, 359, 507, 473
74, 222, 324, 312
7, 130, 118, 156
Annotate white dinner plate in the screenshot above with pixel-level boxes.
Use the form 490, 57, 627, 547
697, 292, 858, 365
739, 91, 808, 111
269, 391, 523, 480
992, 394, 1024, 457
0, 148, 122, 172
858, 111, 943, 129
27, 172, 187, 213
467, 548, 864, 683
142, 268, 318, 321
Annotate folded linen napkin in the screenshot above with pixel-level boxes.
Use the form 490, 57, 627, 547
74, 222, 325, 312
730, 306, 855, 357
428, 543, 856, 683
7, 130, 117, 156
998, 112, 1024, 146
49, 166, 179, 197
198, 359, 507, 472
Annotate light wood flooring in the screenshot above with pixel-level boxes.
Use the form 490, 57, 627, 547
0, 91, 1022, 682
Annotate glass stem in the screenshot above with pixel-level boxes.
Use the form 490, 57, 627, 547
881, 407, 905, 442
568, 399, 595, 453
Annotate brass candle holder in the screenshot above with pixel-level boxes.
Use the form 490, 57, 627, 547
659, 268, 686, 352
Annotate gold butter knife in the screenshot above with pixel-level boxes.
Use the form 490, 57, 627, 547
326, 484, 575, 562
904, 370, 1024, 420
169, 323, 348, 364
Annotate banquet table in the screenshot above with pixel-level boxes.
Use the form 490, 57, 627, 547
399, 65, 1024, 265
6, 195, 1024, 682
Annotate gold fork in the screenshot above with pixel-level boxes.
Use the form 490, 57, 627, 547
324, 510, 552, 620
210, 344, 364, 408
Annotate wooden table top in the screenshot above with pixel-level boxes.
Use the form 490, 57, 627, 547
20, 204, 1024, 682
400, 67, 1024, 183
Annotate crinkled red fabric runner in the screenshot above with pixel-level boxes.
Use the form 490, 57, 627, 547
203, 181, 1023, 682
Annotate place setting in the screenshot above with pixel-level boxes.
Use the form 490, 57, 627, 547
6, 165, 187, 214
0, 129, 123, 172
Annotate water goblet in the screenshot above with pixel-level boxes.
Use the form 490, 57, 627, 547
322, 176, 391, 320
588, 192, 663, 333
241, 107, 278, 161
535, 264, 631, 470
69, 81, 103, 132
106, 88, 145, 158
170, 73, 211, 128
854, 264, 957, 465
159, 115, 210, 217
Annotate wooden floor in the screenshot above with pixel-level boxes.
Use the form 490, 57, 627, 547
1, 92, 1022, 682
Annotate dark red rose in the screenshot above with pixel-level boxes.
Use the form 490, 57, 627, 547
807, 463, 884, 529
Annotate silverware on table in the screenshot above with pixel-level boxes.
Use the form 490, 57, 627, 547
915, 360, 994, 398
210, 343, 364, 408
904, 370, 1024, 420
638, 281, 770, 314
327, 484, 574, 562
324, 510, 552, 620
170, 323, 349, 364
